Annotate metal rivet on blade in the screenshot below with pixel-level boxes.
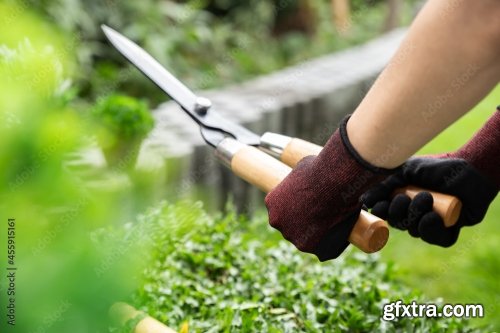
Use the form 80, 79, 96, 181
194, 97, 212, 116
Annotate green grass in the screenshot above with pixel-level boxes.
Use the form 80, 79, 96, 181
379, 85, 500, 330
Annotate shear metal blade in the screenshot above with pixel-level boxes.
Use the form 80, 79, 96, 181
101, 25, 261, 147
102, 25, 197, 112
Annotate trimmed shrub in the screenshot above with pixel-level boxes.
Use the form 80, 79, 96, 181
115, 202, 477, 332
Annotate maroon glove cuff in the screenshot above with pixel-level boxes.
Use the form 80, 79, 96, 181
450, 107, 500, 188
265, 115, 399, 260
339, 116, 398, 175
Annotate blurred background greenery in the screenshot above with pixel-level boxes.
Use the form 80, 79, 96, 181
0, 0, 497, 332
22, 0, 417, 105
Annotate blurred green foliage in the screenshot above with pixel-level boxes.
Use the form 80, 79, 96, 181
23, 0, 407, 105
92, 94, 154, 168
120, 201, 477, 332
92, 95, 153, 141
0, 3, 149, 332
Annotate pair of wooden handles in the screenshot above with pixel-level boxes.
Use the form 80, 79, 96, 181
225, 137, 462, 253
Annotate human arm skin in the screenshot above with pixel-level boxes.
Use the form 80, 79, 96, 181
348, 0, 500, 169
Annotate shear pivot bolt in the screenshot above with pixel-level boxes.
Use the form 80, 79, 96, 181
194, 97, 212, 116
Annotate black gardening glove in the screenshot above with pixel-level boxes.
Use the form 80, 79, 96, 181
362, 109, 500, 247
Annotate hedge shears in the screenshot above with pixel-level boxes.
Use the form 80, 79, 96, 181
102, 25, 462, 254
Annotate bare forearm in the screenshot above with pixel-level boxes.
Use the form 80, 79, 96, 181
347, 0, 500, 168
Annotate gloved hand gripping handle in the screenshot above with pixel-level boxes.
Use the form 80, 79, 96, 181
215, 138, 389, 253
260, 133, 462, 227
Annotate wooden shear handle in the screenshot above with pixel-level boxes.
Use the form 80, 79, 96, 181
280, 138, 462, 227
216, 138, 389, 254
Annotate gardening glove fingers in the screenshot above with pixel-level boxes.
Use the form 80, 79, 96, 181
371, 200, 390, 220
387, 194, 411, 230
361, 175, 407, 208
361, 184, 392, 208
362, 109, 500, 248
418, 212, 460, 247
361, 176, 404, 223
368, 157, 495, 247
406, 191, 434, 237
386, 192, 434, 235
402, 156, 498, 228
265, 115, 399, 261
